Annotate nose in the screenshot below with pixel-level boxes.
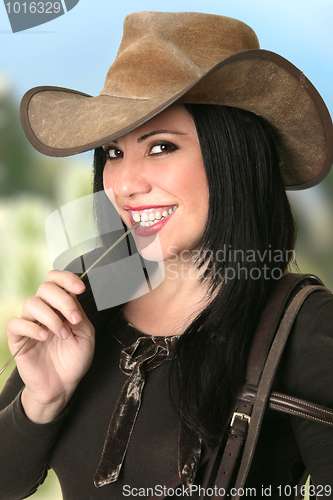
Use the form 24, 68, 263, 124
105, 154, 152, 199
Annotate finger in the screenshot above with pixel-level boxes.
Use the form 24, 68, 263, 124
21, 296, 72, 340
7, 317, 52, 345
35, 282, 84, 326
46, 270, 86, 295
64, 294, 95, 340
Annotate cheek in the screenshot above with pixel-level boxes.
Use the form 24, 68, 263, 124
188, 166, 209, 234
183, 157, 209, 212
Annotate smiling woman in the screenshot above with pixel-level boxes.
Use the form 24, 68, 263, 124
1, 10, 333, 500
99, 105, 211, 337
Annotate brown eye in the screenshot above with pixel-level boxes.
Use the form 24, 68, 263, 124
105, 147, 123, 160
149, 142, 178, 155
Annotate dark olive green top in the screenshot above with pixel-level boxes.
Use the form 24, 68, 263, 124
0, 290, 333, 500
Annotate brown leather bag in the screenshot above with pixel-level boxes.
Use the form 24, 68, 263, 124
149, 273, 333, 500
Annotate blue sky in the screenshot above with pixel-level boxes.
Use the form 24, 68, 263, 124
0, 0, 332, 116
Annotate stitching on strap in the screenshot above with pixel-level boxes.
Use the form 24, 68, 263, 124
270, 404, 333, 425
274, 393, 333, 415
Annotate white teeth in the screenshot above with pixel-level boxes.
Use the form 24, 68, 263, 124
131, 205, 178, 226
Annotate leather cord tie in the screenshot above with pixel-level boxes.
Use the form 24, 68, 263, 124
94, 334, 179, 487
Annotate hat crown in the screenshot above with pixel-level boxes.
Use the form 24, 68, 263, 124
100, 11, 260, 99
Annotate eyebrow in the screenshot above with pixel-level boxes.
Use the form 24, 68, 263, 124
110, 129, 186, 145
137, 130, 186, 143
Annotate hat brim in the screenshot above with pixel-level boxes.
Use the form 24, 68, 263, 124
20, 50, 333, 190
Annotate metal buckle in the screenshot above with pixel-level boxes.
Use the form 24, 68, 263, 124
230, 412, 251, 427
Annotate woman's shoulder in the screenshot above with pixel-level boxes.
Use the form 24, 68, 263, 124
282, 286, 333, 406
289, 286, 333, 350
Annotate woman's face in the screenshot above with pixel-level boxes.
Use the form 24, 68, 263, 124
103, 104, 209, 261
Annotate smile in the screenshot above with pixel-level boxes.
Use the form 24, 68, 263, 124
130, 205, 178, 227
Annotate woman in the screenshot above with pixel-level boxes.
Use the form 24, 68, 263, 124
1, 11, 333, 499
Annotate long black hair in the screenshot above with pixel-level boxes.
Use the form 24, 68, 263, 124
91, 104, 296, 448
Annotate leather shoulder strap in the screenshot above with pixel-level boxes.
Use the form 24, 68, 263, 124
211, 274, 327, 499
233, 282, 328, 497
246, 273, 324, 387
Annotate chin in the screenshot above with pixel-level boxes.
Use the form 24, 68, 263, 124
132, 232, 165, 262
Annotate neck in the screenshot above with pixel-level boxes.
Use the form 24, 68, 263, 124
123, 253, 212, 336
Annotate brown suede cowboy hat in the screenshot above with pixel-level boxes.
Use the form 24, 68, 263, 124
20, 11, 333, 190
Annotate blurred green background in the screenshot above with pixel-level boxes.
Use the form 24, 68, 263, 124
0, 77, 93, 499
0, 0, 333, 498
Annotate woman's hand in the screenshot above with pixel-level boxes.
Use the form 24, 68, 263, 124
7, 270, 95, 424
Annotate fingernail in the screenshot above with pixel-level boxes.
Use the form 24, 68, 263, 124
74, 281, 85, 292
60, 326, 70, 339
39, 330, 49, 340
71, 311, 82, 324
